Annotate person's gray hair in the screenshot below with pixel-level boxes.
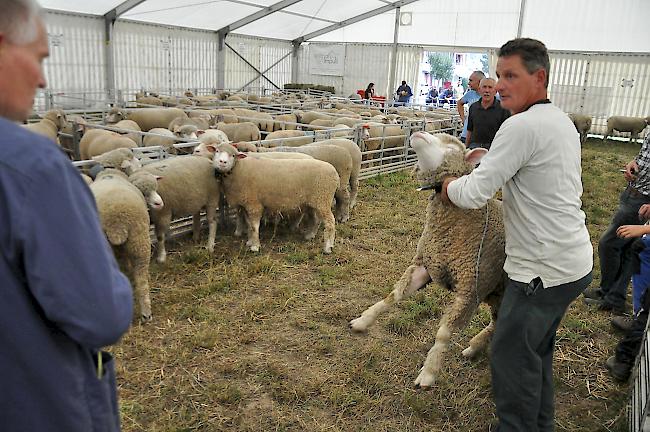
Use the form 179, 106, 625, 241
498, 38, 550, 87
0, 0, 43, 45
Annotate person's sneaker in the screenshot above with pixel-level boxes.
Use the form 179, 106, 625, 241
583, 287, 604, 300
583, 298, 627, 315
606, 355, 631, 382
611, 315, 634, 332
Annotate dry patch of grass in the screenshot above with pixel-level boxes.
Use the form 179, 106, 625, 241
115, 137, 635, 431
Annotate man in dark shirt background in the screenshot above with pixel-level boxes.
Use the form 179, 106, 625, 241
466, 77, 511, 149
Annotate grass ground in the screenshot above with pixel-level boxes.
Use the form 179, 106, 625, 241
115, 137, 640, 431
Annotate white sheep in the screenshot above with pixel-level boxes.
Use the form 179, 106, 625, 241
143, 128, 176, 153
23, 109, 68, 142
305, 138, 362, 210
210, 143, 339, 253
80, 128, 137, 160
263, 130, 313, 147
603, 115, 650, 143
140, 156, 221, 263
90, 168, 164, 321
258, 145, 353, 222
212, 122, 261, 142
567, 113, 592, 144
350, 131, 506, 389
106, 107, 188, 132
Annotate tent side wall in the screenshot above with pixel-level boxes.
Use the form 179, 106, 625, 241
296, 43, 423, 98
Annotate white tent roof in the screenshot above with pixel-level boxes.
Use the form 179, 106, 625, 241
39, 0, 650, 52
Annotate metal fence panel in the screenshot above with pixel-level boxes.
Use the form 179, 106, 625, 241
548, 52, 650, 136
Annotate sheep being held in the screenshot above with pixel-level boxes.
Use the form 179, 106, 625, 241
350, 131, 506, 389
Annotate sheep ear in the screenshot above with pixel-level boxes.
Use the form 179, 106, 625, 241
465, 148, 488, 166
236, 152, 247, 159
204, 145, 217, 154
173, 125, 180, 133
155, 175, 163, 181
196, 129, 205, 136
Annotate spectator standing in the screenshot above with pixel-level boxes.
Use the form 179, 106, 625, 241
0, 1, 133, 431
395, 80, 413, 105
457, 70, 485, 143
466, 77, 511, 150
454, 78, 465, 100
441, 38, 593, 431
584, 132, 650, 315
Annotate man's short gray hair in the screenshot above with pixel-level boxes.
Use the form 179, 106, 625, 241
0, 0, 43, 45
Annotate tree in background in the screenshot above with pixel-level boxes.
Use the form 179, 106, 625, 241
428, 53, 453, 83
480, 53, 489, 75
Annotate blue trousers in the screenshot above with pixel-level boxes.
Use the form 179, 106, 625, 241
598, 187, 650, 309
491, 272, 593, 432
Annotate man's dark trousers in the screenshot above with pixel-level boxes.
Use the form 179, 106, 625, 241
491, 272, 592, 432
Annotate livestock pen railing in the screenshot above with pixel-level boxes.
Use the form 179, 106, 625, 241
70, 115, 458, 244
630, 319, 650, 431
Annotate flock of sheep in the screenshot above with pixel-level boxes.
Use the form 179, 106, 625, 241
22, 89, 650, 384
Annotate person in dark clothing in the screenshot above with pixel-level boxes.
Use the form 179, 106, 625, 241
364, 82, 375, 100
606, 222, 650, 381
466, 77, 511, 150
0, 1, 133, 431
426, 87, 439, 104
584, 132, 650, 315
395, 80, 413, 105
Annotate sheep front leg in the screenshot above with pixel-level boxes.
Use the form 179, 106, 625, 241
243, 205, 263, 252
350, 264, 431, 332
191, 212, 202, 243
234, 208, 246, 237
463, 294, 500, 358
319, 207, 336, 254
334, 186, 351, 223
415, 296, 477, 389
349, 176, 359, 210
130, 256, 152, 323
205, 206, 217, 252
154, 215, 171, 263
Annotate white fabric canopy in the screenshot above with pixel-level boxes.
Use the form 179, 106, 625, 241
39, 0, 650, 53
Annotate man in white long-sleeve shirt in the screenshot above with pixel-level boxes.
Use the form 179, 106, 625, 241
440, 38, 593, 432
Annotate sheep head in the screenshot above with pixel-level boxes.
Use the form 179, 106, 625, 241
105, 108, 127, 124
128, 171, 164, 210
410, 131, 487, 188
211, 142, 247, 174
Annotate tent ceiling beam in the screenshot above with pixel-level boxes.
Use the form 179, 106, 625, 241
104, 0, 146, 21
217, 0, 304, 37
292, 0, 421, 45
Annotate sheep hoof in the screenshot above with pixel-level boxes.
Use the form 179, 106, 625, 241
156, 255, 166, 264
462, 346, 478, 358
349, 317, 370, 333
304, 232, 316, 240
414, 369, 436, 389
249, 245, 260, 252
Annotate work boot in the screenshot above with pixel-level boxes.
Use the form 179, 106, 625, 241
606, 355, 632, 382
584, 298, 628, 315
611, 315, 634, 332
582, 287, 603, 300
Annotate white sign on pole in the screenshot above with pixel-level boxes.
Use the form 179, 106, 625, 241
309, 44, 345, 76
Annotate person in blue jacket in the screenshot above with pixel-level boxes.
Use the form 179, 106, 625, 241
0, 1, 133, 431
